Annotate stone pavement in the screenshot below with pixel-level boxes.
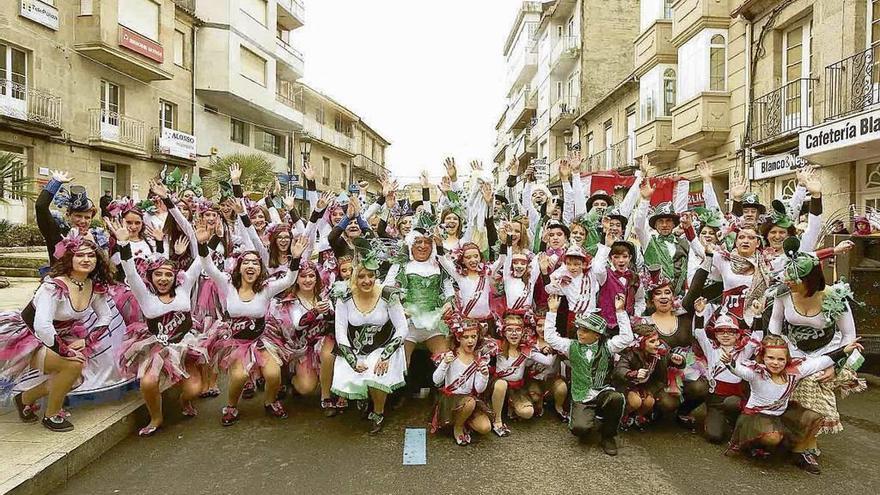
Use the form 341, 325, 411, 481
0, 391, 144, 495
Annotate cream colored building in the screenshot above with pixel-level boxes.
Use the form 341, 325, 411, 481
738, 0, 880, 220
0, 0, 200, 223
193, 0, 305, 183
293, 83, 390, 197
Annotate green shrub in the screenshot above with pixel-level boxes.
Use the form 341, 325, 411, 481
0, 223, 45, 247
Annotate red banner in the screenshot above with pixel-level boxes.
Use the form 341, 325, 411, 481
119, 26, 164, 63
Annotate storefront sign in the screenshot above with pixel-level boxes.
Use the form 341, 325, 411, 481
800, 108, 880, 163
119, 26, 164, 63
750, 152, 802, 181
158, 129, 196, 160
20, 0, 59, 31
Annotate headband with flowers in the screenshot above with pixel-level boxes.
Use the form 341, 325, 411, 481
639, 265, 672, 293
106, 198, 140, 219
53, 230, 91, 259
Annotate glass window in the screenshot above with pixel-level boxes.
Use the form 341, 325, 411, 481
100, 80, 120, 124
322, 157, 331, 185
159, 100, 176, 129
239, 46, 266, 86
173, 30, 185, 67
663, 68, 676, 115
0, 44, 28, 100
316, 106, 325, 125
231, 119, 248, 145
118, 0, 160, 41
258, 129, 284, 156
709, 35, 726, 91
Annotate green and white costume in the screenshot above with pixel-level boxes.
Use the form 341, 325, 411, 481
331, 287, 409, 400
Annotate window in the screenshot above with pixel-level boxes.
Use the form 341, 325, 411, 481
709, 35, 726, 91
322, 157, 330, 185
604, 121, 613, 170
872, 1, 880, 80
81, 0, 93, 15
0, 43, 27, 100
626, 107, 636, 165
258, 129, 284, 156
663, 68, 676, 115
173, 30, 185, 67
100, 80, 121, 124
341, 163, 348, 185
316, 106, 325, 125
586, 132, 594, 168
100, 164, 116, 199
567, 16, 575, 37
782, 20, 813, 126
639, 64, 676, 123
231, 119, 249, 145
240, 0, 267, 26
640, 0, 673, 31
118, 0, 160, 41
334, 115, 352, 136
159, 100, 176, 130
556, 81, 564, 101
240, 46, 266, 86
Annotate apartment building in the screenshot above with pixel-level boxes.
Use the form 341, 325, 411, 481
493, 1, 543, 181
193, 0, 305, 182
740, 0, 880, 220
0, 0, 200, 223
572, 0, 745, 208
294, 83, 389, 197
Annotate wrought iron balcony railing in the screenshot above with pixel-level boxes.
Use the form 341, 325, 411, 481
0, 79, 61, 128
88, 108, 146, 151
825, 46, 880, 121
749, 77, 816, 144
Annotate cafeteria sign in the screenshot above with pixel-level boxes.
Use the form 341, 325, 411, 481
799, 108, 880, 164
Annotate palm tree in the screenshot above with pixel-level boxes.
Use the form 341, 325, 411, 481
201, 152, 278, 199
0, 152, 37, 205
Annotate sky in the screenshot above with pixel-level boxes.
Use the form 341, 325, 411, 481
295, 0, 525, 185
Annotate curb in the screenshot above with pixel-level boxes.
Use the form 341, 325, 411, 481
0, 248, 46, 254
0, 397, 147, 495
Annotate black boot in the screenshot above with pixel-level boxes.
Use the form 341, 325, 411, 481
368, 412, 385, 434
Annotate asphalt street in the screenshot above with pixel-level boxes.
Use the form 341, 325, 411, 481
50, 382, 880, 495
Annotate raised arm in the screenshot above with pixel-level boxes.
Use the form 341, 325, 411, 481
607, 305, 634, 353
543, 296, 572, 356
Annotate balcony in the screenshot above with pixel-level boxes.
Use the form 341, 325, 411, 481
550, 96, 579, 131
74, 19, 172, 81
0, 80, 62, 135
670, 0, 731, 46
275, 38, 305, 80
303, 117, 356, 155
635, 117, 679, 165
585, 140, 635, 172
494, 133, 509, 163
354, 154, 388, 179
277, 0, 305, 30
749, 78, 816, 152
550, 36, 580, 75
152, 127, 197, 162
88, 109, 146, 154
824, 46, 880, 122
634, 20, 675, 77
511, 126, 536, 161
506, 85, 537, 131
506, 41, 538, 95
671, 92, 730, 152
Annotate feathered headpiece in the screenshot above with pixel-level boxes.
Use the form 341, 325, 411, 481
765, 199, 794, 229
640, 265, 672, 293
106, 198, 140, 218
781, 237, 820, 283
135, 253, 176, 280
53, 230, 89, 259
693, 206, 723, 229
391, 199, 414, 218
353, 237, 390, 271
135, 199, 158, 216
195, 198, 218, 215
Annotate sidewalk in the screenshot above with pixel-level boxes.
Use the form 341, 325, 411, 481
0, 392, 144, 495
0, 278, 40, 312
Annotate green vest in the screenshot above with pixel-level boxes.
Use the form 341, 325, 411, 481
568, 340, 611, 402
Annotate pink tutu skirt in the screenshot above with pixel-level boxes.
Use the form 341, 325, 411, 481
118, 321, 209, 385
193, 276, 223, 320
203, 320, 291, 380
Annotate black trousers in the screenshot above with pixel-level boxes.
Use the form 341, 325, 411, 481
569, 390, 625, 439
704, 393, 742, 444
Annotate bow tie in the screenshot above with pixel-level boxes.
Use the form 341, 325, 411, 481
657, 234, 677, 243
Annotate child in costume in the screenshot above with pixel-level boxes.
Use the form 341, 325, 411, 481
544, 293, 633, 456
